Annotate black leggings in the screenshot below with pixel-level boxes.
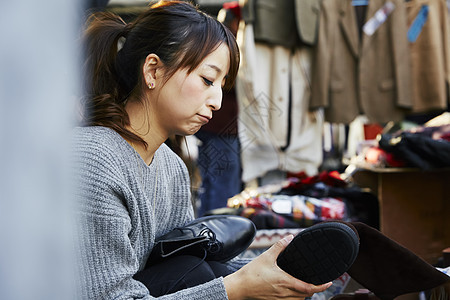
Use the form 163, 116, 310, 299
133, 255, 233, 297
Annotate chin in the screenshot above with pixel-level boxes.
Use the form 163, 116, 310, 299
179, 126, 201, 136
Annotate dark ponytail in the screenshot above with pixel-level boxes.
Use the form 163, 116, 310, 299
82, 11, 146, 147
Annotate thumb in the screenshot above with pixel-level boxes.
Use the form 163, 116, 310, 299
267, 234, 294, 258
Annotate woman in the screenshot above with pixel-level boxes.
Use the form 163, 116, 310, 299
74, 1, 332, 299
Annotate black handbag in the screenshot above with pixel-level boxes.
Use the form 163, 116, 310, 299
147, 215, 256, 265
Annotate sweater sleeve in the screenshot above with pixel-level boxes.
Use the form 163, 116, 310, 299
77, 209, 230, 300
74, 136, 151, 299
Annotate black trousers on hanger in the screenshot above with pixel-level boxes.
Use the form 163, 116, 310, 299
134, 255, 233, 297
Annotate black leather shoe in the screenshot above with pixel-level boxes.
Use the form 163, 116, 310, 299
192, 215, 256, 262
148, 215, 256, 264
277, 221, 359, 285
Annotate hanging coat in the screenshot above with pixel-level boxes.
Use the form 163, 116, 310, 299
406, 0, 450, 113
236, 23, 324, 183
311, 0, 413, 124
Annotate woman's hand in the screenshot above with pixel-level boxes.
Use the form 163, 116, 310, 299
223, 235, 332, 300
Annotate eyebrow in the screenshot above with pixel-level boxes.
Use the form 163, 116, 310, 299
206, 64, 223, 75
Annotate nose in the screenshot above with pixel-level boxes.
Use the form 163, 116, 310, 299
207, 87, 222, 111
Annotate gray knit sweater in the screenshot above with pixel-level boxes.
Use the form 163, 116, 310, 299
72, 126, 248, 300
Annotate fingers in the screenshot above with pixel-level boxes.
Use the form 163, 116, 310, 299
266, 234, 294, 258
251, 235, 333, 299
291, 281, 333, 297
311, 281, 333, 293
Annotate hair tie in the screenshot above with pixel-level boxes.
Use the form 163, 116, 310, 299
117, 22, 133, 53
117, 36, 126, 52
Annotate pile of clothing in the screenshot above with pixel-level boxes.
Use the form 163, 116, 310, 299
362, 113, 450, 170
222, 171, 379, 230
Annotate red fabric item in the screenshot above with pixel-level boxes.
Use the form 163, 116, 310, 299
440, 132, 450, 141
364, 123, 383, 140
222, 1, 241, 19
286, 171, 347, 191
384, 152, 406, 168
365, 147, 406, 168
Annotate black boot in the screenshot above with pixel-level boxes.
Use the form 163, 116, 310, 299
347, 222, 450, 300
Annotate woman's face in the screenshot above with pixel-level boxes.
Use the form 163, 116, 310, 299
153, 43, 230, 137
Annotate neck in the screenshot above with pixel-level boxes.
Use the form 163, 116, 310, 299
125, 99, 167, 165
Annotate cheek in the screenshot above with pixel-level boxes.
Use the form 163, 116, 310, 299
180, 78, 203, 103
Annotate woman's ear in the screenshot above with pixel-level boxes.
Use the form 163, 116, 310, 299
143, 53, 162, 88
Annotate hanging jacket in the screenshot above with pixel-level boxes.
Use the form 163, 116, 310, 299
235, 23, 324, 183
406, 0, 450, 113
311, 0, 413, 124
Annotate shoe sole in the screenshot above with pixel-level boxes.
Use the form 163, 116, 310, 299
277, 222, 359, 285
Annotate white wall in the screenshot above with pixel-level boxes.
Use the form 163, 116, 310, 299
0, 1, 81, 299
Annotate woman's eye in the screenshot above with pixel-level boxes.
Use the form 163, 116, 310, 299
202, 77, 214, 86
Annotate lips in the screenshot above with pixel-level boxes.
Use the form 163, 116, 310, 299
198, 114, 211, 124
